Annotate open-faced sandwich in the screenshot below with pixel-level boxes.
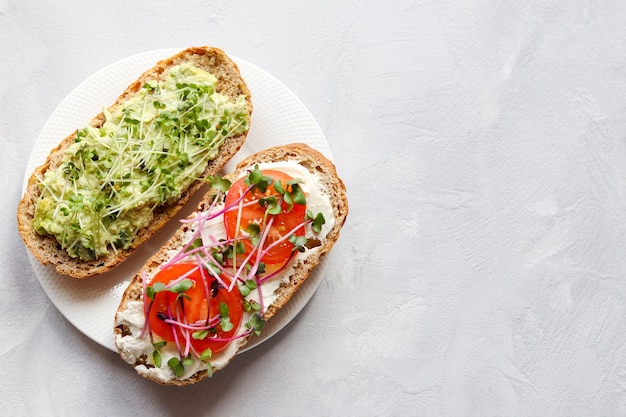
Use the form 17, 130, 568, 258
17, 46, 252, 278
114, 143, 348, 385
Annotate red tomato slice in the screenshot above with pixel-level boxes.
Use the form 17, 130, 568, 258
223, 169, 307, 265
147, 263, 243, 354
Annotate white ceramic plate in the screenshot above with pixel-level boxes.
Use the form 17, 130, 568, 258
22, 48, 332, 353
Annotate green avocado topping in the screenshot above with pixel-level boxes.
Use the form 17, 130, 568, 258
33, 63, 250, 261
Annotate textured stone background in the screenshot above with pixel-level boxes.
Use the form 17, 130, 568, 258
4, 1, 626, 416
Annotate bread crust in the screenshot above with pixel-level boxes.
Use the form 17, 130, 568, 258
114, 143, 348, 385
17, 46, 252, 278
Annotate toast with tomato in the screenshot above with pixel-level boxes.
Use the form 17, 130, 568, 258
17, 46, 252, 278
114, 143, 348, 385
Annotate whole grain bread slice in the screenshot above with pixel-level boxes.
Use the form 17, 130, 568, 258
17, 46, 252, 278
114, 143, 348, 385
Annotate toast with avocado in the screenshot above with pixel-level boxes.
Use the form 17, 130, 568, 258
114, 143, 348, 385
17, 46, 252, 278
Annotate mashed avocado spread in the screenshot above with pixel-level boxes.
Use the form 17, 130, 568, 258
33, 63, 250, 261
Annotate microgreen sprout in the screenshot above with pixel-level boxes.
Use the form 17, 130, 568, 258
219, 302, 234, 332
207, 175, 231, 193
243, 299, 262, 313
193, 330, 209, 340
152, 350, 162, 367
146, 282, 166, 301
288, 234, 308, 253
245, 313, 266, 336
199, 348, 212, 361
306, 210, 326, 233
152, 341, 167, 367
170, 279, 193, 294
238, 279, 257, 297
245, 165, 273, 193
167, 357, 187, 377
272, 178, 306, 213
